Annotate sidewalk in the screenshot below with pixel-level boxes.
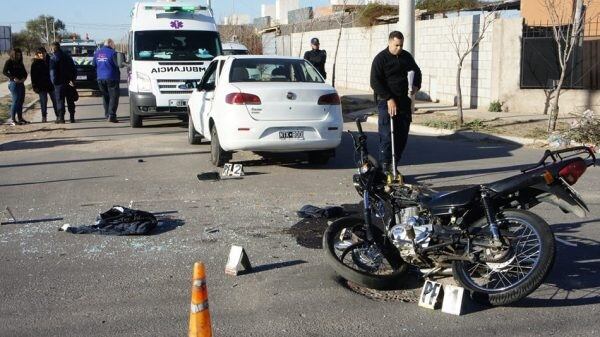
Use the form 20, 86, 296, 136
337, 87, 578, 147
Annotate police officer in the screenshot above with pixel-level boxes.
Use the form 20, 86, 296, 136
303, 37, 327, 79
94, 38, 121, 123
49, 42, 77, 123
370, 31, 421, 174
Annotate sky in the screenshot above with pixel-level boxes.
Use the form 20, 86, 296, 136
0, 0, 330, 42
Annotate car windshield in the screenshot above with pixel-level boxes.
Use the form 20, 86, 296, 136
229, 58, 324, 83
134, 30, 221, 61
61, 46, 95, 57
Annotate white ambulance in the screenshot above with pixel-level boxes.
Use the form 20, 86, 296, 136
128, 0, 222, 127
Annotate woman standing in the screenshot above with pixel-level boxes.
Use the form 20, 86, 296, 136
30, 47, 56, 123
2, 48, 29, 125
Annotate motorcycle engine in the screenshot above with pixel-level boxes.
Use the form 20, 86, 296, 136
388, 207, 433, 264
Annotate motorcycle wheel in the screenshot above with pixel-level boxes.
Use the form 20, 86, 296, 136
323, 217, 408, 290
452, 209, 555, 306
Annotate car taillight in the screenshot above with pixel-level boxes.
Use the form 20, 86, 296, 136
226, 93, 261, 105
318, 93, 341, 105
559, 159, 587, 185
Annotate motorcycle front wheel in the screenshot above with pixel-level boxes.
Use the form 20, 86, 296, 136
323, 217, 408, 290
452, 209, 556, 306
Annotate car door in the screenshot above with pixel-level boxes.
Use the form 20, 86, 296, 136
196, 60, 218, 136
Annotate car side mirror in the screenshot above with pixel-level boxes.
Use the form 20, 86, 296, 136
196, 82, 215, 92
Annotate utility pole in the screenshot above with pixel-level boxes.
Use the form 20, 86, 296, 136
398, 0, 415, 55
52, 19, 56, 43
45, 16, 49, 45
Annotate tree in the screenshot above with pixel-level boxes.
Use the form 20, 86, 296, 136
218, 25, 263, 54
417, 0, 480, 13
25, 15, 66, 45
11, 31, 38, 55
447, 6, 498, 126
542, 0, 594, 131
331, 0, 361, 87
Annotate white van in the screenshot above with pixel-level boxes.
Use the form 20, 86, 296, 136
128, 0, 222, 127
222, 42, 249, 55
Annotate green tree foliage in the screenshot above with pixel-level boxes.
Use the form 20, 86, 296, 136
357, 3, 397, 27
11, 31, 39, 55
416, 0, 481, 13
25, 15, 66, 45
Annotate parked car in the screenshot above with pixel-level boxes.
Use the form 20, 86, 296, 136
187, 55, 343, 166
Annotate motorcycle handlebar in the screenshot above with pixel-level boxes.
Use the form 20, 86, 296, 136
355, 119, 364, 134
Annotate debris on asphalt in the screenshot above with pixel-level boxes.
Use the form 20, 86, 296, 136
138, 159, 145, 163
2, 206, 17, 224
548, 132, 570, 148
297, 204, 344, 219
197, 172, 220, 181
59, 206, 158, 235
204, 227, 220, 234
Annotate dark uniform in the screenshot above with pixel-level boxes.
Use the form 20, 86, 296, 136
370, 48, 421, 169
50, 48, 77, 123
304, 38, 327, 79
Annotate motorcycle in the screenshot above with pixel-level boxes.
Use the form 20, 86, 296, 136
323, 119, 596, 306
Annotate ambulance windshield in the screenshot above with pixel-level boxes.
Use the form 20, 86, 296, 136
134, 30, 221, 61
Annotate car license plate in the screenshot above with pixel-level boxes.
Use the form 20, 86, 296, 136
169, 100, 188, 107
76, 75, 87, 80
279, 130, 304, 140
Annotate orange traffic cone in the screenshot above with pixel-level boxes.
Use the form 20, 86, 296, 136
188, 262, 213, 337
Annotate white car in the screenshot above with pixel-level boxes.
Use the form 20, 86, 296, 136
186, 55, 343, 166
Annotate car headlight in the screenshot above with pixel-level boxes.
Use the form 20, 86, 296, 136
136, 72, 152, 92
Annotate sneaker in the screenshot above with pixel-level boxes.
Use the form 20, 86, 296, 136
8, 121, 17, 126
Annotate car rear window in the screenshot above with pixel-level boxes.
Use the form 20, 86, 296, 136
229, 58, 324, 83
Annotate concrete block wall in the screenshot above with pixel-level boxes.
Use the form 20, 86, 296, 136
262, 16, 600, 113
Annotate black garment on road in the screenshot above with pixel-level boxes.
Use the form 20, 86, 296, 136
297, 205, 344, 219
370, 48, 422, 117
30, 58, 54, 93
65, 206, 158, 235
304, 49, 327, 79
2, 59, 28, 82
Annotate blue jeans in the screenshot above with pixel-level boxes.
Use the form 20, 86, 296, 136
8, 81, 25, 122
38, 90, 57, 117
377, 100, 411, 166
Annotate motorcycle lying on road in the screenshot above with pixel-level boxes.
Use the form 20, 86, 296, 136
323, 119, 596, 306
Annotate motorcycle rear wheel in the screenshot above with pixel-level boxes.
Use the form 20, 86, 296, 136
323, 217, 408, 290
452, 209, 555, 306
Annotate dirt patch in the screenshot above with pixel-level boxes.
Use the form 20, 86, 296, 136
412, 111, 571, 141
0, 91, 39, 124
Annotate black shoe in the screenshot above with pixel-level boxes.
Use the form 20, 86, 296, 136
70, 118, 76, 123
58, 119, 65, 124
42, 116, 47, 123
109, 116, 118, 123
20, 119, 30, 124
54, 119, 60, 124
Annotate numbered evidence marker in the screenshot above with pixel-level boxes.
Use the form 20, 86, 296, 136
221, 163, 245, 179
418, 280, 443, 310
441, 284, 467, 316
225, 245, 252, 276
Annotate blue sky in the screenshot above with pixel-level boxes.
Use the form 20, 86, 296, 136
0, 0, 329, 42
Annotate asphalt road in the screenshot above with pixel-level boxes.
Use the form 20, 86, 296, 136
1, 89, 599, 337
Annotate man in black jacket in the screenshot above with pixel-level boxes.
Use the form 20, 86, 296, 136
370, 31, 421, 174
304, 38, 327, 79
49, 42, 77, 123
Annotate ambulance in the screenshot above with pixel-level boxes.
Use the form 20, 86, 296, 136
60, 39, 98, 89
128, 0, 222, 127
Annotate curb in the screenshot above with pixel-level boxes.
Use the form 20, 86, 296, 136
365, 115, 544, 146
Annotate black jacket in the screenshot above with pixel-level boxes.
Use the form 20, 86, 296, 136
304, 49, 327, 79
2, 58, 28, 82
370, 48, 422, 112
50, 50, 76, 85
30, 58, 54, 93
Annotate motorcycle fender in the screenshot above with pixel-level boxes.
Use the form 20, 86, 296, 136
533, 183, 589, 218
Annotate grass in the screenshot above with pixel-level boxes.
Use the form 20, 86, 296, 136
0, 92, 38, 124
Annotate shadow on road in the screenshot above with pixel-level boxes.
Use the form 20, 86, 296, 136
513, 218, 600, 308
0, 138, 106, 151
0, 175, 115, 187
240, 260, 307, 275
0, 151, 210, 169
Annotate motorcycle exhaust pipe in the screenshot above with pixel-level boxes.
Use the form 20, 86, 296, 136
420, 267, 453, 277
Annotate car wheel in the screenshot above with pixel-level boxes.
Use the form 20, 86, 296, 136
130, 99, 143, 128
210, 126, 231, 167
307, 150, 332, 165
188, 113, 202, 145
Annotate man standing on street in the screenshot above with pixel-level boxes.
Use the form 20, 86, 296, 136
304, 37, 327, 79
94, 38, 121, 123
49, 42, 77, 124
370, 31, 421, 175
